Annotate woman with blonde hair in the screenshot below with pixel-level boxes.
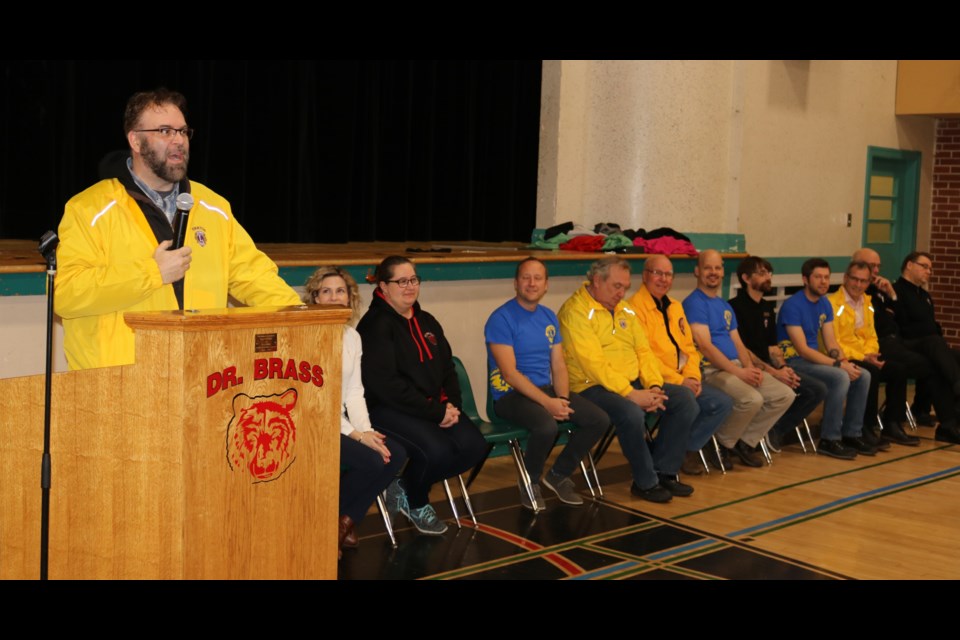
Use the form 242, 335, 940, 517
304, 266, 407, 559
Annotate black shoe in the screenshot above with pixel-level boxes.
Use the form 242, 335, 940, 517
935, 423, 960, 445
861, 427, 891, 451
658, 473, 694, 497
730, 440, 764, 467
912, 411, 937, 427
842, 436, 877, 456
881, 420, 920, 446
703, 445, 734, 471
631, 482, 673, 503
817, 439, 858, 460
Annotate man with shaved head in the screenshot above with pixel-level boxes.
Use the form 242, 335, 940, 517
682, 250, 794, 464
629, 254, 735, 472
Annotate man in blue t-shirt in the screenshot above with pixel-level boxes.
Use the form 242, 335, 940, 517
683, 250, 793, 467
485, 257, 610, 511
776, 258, 872, 459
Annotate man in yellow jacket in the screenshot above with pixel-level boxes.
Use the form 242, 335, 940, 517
558, 256, 699, 503
824, 260, 908, 450
629, 255, 734, 472
55, 89, 301, 370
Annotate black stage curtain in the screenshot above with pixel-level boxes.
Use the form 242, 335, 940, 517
0, 60, 542, 243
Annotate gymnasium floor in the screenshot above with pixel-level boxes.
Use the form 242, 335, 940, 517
338, 423, 960, 580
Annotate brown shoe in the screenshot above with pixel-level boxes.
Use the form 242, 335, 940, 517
339, 514, 357, 555
731, 440, 763, 468
681, 450, 705, 475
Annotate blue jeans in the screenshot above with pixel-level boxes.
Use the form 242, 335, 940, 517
688, 383, 735, 451
769, 374, 828, 438
580, 381, 697, 489
787, 360, 870, 441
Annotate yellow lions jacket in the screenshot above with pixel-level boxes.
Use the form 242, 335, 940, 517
824, 288, 879, 361
557, 283, 664, 396
628, 285, 702, 385
55, 179, 301, 370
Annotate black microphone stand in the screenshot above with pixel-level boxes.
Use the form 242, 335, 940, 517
37, 231, 58, 581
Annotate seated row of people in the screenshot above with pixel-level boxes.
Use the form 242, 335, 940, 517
316, 248, 960, 557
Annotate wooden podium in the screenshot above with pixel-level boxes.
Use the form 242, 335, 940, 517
0, 305, 351, 580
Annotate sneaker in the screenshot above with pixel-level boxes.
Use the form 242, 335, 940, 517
384, 478, 408, 519
657, 473, 694, 497
542, 471, 584, 506
731, 440, 764, 467
402, 504, 448, 535
817, 439, 858, 460
681, 450, 706, 475
630, 482, 672, 503
842, 436, 878, 456
518, 481, 546, 512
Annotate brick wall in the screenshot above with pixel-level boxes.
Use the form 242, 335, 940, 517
930, 118, 960, 347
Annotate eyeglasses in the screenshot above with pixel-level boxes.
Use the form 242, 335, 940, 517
134, 127, 195, 140
912, 261, 932, 271
752, 268, 771, 277
644, 268, 674, 279
386, 276, 421, 288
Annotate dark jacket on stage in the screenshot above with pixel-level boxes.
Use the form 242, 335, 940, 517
357, 289, 462, 423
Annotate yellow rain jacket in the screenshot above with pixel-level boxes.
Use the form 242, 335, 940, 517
558, 284, 663, 396
629, 285, 702, 385
823, 288, 879, 361
55, 179, 300, 370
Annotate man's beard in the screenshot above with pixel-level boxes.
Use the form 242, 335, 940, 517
141, 139, 189, 184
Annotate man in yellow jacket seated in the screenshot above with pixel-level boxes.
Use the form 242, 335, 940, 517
822, 260, 898, 450
557, 257, 699, 503
55, 89, 301, 370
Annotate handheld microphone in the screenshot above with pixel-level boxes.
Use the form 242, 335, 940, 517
171, 193, 195, 250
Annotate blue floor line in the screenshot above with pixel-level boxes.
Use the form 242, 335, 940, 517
726, 463, 960, 538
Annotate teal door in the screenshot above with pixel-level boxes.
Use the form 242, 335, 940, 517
862, 147, 921, 281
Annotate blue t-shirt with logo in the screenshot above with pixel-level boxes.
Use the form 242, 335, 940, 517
485, 298, 561, 401
776, 292, 833, 360
682, 288, 739, 363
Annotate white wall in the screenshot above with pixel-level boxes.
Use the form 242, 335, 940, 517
538, 60, 936, 256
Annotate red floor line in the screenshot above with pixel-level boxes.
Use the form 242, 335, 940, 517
468, 520, 585, 576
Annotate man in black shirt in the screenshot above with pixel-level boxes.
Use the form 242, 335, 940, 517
728, 257, 826, 450
888, 250, 960, 443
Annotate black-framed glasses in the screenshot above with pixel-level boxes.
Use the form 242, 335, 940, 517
386, 276, 421, 288
134, 127, 195, 140
911, 260, 933, 271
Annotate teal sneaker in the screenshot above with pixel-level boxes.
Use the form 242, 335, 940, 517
384, 478, 408, 519
402, 504, 448, 535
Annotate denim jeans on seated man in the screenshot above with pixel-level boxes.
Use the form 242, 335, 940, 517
786, 359, 870, 440
580, 379, 697, 490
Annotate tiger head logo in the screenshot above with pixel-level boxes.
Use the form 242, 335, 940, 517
226, 388, 297, 483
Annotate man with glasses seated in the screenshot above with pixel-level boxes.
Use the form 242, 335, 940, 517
55, 88, 300, 370
627, 256, 735, 473
892, 251, 960, 443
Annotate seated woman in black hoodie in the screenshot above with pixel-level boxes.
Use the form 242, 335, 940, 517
357, 256, 487, 535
